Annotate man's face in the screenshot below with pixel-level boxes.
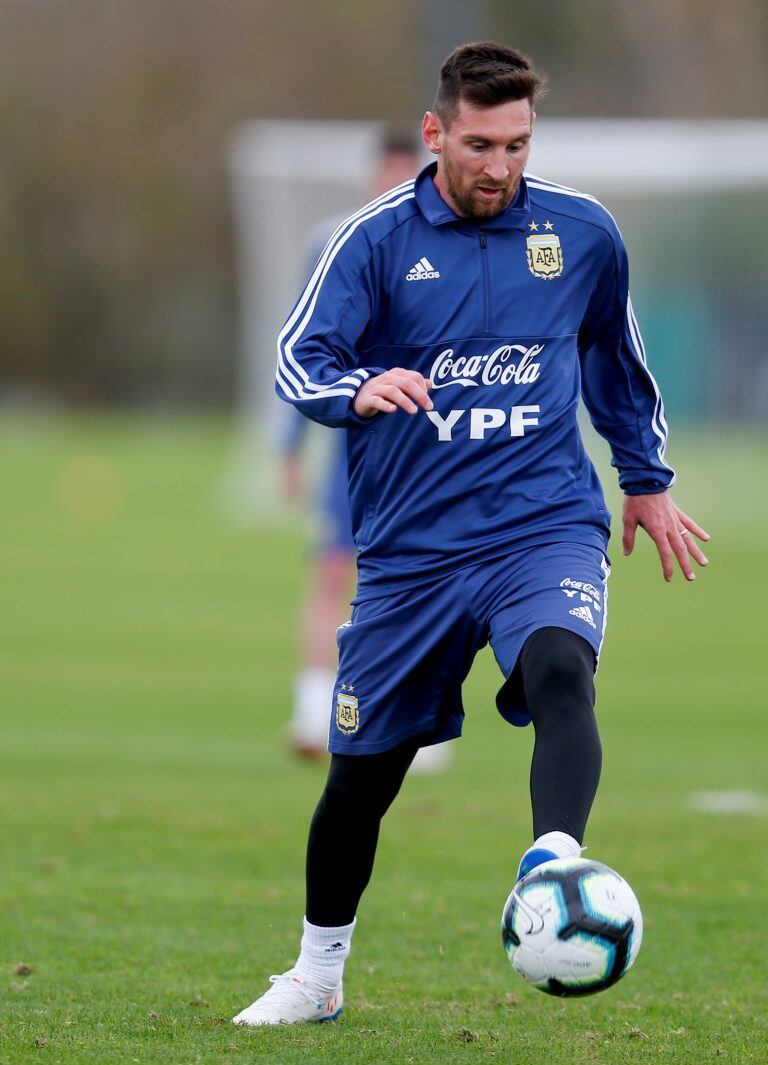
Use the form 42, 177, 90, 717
423, 98, 534, 222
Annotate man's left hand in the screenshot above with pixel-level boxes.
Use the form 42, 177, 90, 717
622, 491, 710, 582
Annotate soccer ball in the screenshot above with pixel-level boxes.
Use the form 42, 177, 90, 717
501, 857, 643, 997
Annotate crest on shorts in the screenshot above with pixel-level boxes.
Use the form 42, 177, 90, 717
336, 690, 359, 734
526, 227, 564, 279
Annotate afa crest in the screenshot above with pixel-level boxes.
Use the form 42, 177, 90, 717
526, 230, 564, 279
336, 690, 359, 734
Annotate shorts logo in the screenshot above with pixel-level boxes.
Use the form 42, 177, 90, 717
336, 690, 359, 734
560, 577, 602, 612
569, 605, 596, 629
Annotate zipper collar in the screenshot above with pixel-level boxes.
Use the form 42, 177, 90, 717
414, 161, 530, 232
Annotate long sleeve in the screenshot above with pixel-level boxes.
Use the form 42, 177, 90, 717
275, 221, 386, 429
578, 229, 675, 495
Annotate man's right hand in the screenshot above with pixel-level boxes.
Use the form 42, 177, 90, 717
354, 368, 433, 418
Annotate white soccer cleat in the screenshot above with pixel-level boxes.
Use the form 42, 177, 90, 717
232, 970, 343, 1027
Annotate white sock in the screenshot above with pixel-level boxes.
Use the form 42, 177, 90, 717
293, 669, 335, 746
294, 916, 356, 992
531, 831, 582, 859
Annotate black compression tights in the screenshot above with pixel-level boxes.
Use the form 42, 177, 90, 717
517, 626, 602, 842
305, 738, 419, 926
305, 627, 601, 927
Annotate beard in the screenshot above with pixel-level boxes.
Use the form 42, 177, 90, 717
442, 152, 519, 222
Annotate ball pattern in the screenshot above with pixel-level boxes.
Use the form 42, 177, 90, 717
501, 857, 643, 997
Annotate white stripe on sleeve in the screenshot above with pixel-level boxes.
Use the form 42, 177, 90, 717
276, 181, 415, 403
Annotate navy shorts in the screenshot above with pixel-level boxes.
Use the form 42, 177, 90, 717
330, 543, 610, 754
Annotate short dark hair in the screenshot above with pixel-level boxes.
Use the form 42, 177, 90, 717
434, 42, 545, 126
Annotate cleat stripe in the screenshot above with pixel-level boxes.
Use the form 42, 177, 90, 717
317, 1007, 343, 1023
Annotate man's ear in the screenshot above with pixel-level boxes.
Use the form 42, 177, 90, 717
422, 111, 442, 155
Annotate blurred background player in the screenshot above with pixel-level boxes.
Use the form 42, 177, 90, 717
282, 125, 453, 773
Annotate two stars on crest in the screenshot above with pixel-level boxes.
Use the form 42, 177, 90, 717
529, 219, 555, 232
340, 683, 355, 692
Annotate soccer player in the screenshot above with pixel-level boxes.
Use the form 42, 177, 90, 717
284, 126, 454, 772
234, 42, 709, 1026
283, 128, 443, 766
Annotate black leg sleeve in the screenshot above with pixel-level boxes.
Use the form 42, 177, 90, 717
519, 626, 602, 843
305, 738, 419, 926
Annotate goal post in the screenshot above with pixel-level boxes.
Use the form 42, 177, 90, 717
223, 121, 391, 519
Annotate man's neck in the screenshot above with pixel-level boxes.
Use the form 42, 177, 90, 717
432, 169, 465, 218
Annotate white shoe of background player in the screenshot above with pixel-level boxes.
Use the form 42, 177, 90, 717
410, 740, 453, 774
232, 969, 343, 1026
290, 668, 334, 760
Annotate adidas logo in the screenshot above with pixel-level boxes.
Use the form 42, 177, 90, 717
406, 256, 440, 281
569, 606, 596, 629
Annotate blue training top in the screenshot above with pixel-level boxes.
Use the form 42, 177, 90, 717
276, 162, 674, 591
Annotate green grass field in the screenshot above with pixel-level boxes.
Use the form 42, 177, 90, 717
1, 415, 767, 1064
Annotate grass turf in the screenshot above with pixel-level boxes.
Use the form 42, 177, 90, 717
1, 414, 767, 1064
